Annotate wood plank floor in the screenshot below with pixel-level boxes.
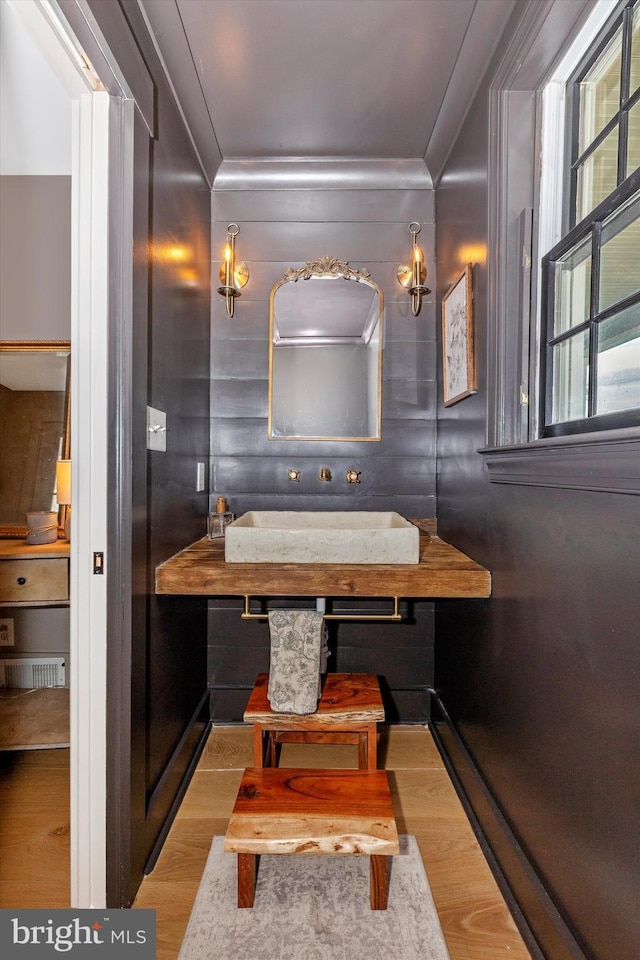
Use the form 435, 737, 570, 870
0, 747, 70, 908
0, 727, 533, 960
134, 725, 532, 960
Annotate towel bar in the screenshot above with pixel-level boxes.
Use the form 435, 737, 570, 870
241, 595, 402, 622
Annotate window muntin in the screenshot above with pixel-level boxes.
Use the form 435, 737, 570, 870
596, 304, 640, 414
578, 27, 622, 153
553, 238, 591, 335
576, 126, 619, 221
541, 0, 640, 436
571, 1, 640, 226
628, 99, 640, 172
542, 182, 640, 434
599, 193, 640, 309
631, 2, 640, 94
550, 331, 590, 423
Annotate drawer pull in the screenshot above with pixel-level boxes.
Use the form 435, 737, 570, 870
16, 577, 27, 585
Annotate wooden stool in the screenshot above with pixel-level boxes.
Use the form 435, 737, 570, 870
224, 766, 399, 910
244, 672, 384, 770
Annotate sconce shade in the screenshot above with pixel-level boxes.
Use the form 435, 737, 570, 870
56, 459, 71, 505
397, 222, 429, 316
217, 223, 249, 317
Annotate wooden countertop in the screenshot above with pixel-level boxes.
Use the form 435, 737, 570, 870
155, 520, 490, 599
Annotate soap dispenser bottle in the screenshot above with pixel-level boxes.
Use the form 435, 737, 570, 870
207, 496, 234, 539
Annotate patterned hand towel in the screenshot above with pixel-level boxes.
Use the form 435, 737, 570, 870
267, 610, 327, 714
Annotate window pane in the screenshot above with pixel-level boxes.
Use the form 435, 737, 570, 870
628, 99, 640, 176
553, 238, 592, 336
578, 27, 621, 153
576, 126, 619, 220
631, 2, 640, 97
551, 332, 590, 423
599, 192, 640, 311
596, 303, 640, 414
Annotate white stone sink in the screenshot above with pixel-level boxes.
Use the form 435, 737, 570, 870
224, 511, 419, 564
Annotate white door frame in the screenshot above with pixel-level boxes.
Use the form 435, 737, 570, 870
69, 87, 110, 908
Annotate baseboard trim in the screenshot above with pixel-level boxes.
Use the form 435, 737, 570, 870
144, 690, 211, 875
429, 691, 588, 960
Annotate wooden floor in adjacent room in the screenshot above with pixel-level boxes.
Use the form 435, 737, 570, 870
0, 746, 71, 908
0, 726, 532, 960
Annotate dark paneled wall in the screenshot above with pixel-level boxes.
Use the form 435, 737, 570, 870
209, 184, 436, 721
83, 0, 212, 906
435, 13, 640, 960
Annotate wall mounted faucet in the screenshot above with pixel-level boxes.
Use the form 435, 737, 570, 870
319, 467, 332, 482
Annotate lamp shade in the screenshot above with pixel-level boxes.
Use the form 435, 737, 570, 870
56, 459, 71, 506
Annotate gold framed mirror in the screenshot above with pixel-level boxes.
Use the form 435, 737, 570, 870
0, 341, 71, 538
268, 257, 384, 441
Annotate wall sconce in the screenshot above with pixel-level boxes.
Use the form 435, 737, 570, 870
217, 223, 249, 317
56, 459, 71, 540
397, 222, 428, 316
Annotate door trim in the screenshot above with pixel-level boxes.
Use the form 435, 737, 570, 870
69, 88, 111, 908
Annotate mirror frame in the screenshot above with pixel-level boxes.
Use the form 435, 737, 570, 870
0, 340, 71, 539
268, 257, 384, 441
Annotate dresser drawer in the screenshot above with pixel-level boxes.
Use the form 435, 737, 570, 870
0, 558, 69, 604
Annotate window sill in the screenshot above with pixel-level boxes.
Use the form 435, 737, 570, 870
480, 428, 640, 494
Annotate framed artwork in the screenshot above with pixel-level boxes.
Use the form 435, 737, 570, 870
441, 264, 475, 406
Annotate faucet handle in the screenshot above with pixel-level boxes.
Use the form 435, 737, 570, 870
288, 468, 301, 482
346, 469, 361, 484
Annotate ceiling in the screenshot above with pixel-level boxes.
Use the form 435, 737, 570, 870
139, 0, 518, 188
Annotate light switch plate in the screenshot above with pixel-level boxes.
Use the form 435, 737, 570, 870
147, 406, 166, 452
196, 461, 205, 492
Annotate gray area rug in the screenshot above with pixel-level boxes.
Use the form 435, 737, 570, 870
178, 834, 450, 960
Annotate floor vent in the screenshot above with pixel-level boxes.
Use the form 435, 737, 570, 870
0, 658, 66, 689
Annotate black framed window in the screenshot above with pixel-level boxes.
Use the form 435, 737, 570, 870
540, 0, 640, 437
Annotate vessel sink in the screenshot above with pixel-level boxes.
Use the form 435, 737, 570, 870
224, 511, 419, 564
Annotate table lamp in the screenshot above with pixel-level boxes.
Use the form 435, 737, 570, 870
56, 459, 71, 540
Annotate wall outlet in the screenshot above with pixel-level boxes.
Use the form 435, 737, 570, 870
0, 618, 15, 647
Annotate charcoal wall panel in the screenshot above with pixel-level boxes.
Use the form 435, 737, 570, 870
213, 188, 434, 223
211, 220, 434, 263
436, 5, 640, 956
212, 456, 435, 496
84, 0, 212, 908
229, 261, 436, 303
210, 492, 436, 517
210, 380, 268, 419
210, 418, 436, 459
209, 182, 436, 723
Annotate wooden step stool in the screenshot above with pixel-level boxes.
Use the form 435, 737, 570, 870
243, 672, 384, 770
224, 766, 399, 909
